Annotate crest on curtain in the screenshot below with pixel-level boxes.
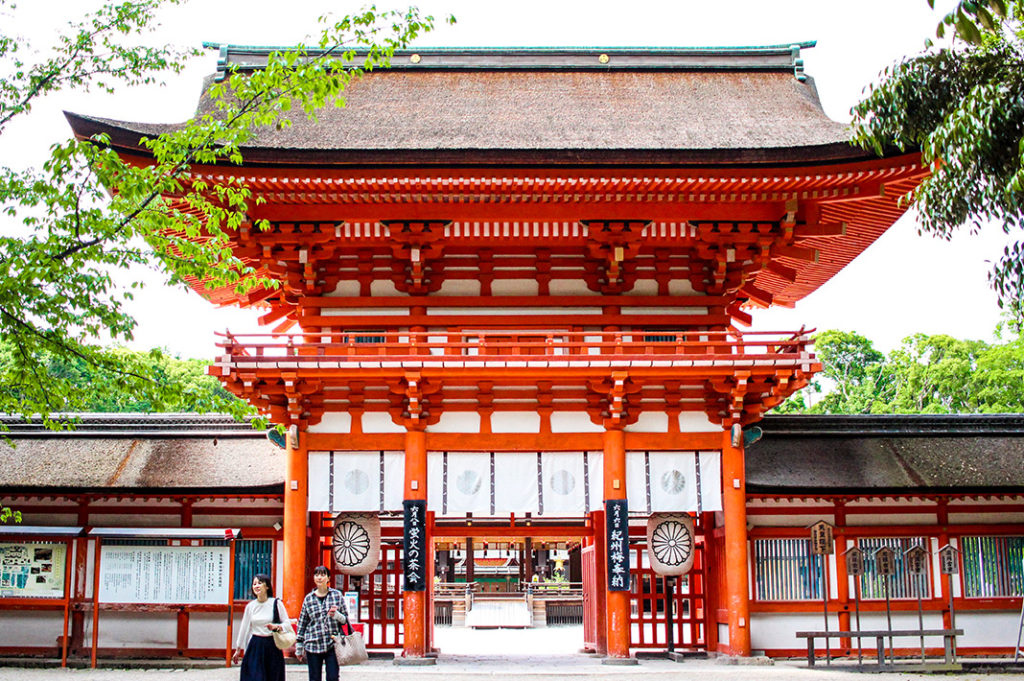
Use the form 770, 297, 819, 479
332, 513, 380, 575
646, 513, 695, 576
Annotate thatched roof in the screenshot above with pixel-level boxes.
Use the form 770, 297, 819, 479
749, 414, 1024, 493
66, 45, 862, 166
0, 414, 282, 492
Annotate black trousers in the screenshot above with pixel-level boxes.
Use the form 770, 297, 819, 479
306, 648, 339, 681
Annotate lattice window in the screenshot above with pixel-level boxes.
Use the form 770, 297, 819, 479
752, 538, 823, 601
857, 537, 930, 600
961, 535, 1024, 598
233, 540, 273, 600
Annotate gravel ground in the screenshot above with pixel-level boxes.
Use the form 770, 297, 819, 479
2, 627, 1021, 680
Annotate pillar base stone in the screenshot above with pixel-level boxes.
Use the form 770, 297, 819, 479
394, 657, 437, 666
601, 657, 639, 666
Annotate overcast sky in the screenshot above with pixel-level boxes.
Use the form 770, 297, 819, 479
6, 0, 1007, 358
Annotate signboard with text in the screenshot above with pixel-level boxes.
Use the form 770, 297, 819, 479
810, 521, 835, 556
98, 545, 229, 604
403, 500, 427, 592
0, 542, 67, 599
605, 499, 630, 592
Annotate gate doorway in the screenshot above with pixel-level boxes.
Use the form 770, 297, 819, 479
316, 512, 707, 656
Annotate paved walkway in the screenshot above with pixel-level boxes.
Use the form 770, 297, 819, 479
3, 628, 1022, 680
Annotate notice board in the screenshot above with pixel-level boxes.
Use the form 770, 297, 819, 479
0, 542, 67, 598
99, 545, 229, 604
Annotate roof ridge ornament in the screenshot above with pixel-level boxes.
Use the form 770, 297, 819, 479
791, 43, 807, 82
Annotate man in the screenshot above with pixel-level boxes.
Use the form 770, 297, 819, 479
296, 565, 349, 681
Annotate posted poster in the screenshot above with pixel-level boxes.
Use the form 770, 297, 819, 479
99, 545, 229, 604
0, 542, 67, 599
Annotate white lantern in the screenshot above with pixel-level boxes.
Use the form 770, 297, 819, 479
646, 513, 695, 576
332, 513, 380, 575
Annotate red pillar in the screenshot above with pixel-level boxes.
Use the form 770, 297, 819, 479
603, 427, 631, 659
722, 427, 751, 656
282, 427, 308, 617
403, 428, 428, 658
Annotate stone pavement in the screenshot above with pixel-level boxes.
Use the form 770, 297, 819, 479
2, 628, 1022, 680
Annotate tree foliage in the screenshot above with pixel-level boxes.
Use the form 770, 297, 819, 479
780, 324, 1024, 414
0, 1, 449, 430
851, 0, 1024, 312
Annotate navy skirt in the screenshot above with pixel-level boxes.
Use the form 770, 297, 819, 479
240, 634, 285, 681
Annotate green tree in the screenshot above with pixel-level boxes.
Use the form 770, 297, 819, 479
778, 324, 1024, 414
851, 0, 1024, 312
0, 0, 449, 430
809, 330, 886, 413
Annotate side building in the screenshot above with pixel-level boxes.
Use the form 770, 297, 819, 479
1, 413, 1022, 661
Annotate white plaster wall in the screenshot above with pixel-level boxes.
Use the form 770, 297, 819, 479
957, 611, 1022, 648
679, 412, 715, 432
361, 412, 405, 434
625, 411, 669, 433
550, 412, 604, 433
491, 279, 537, 296
307, 412, 351, 434
89, 514, 179, 527
847, 514, 937, 526
949, 512, 1024, 524
437, 279, 479, 296
629, 279, 658, 296
369, 280, 401, 296
752, 613, 843, 651
323, 279, 360, 297
668, 279, 697, 295
429, 412, 480, 433
750, 514, 838, 528
548, 280, 593, 296
490, 411, 541, 433
189, 612, 234, 649
90, 612, 177, 648
0, 611, 66, 646
320, 307, 408, 317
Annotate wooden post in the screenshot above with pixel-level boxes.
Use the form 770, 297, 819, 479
90, 537, 102, 669
226, 535, 236, 667
403, 427, 428, 658
283, 427, 308, 617
603, 426, 631, 660
61, 537, 72, 668
722, 428, 751, 657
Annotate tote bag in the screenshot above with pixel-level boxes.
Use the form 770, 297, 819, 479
271, 598, 297, 651
333, 623, 368, 665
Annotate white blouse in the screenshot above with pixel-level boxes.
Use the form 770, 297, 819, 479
236, 597, 291, 649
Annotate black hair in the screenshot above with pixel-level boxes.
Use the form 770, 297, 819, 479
313, 565, 330, 576
252, 573, 274, 597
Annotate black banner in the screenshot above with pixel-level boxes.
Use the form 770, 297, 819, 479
402, 499, 427, 591
605, 498, 630, 591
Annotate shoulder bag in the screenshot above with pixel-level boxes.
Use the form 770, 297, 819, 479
333, 622, 368, 665
271, 598, 297, 651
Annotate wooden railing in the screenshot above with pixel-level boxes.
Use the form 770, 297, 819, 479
213, 329, 814, 368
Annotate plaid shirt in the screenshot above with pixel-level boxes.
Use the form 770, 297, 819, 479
295, 587, 348, 655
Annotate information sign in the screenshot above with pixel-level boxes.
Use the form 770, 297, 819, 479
844, 546, 865, 576
875, 546, 896, 576
939, 545, 959, 575
0, 542, 66, 599
403, 500, 427, 592
606, 499, 630, 592
810, 520, 835, 556
98, 545, 229, 604
905, 545, 928, 575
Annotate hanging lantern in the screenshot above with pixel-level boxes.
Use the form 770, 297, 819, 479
332, 512, 380, 576
646, 513, 695, 576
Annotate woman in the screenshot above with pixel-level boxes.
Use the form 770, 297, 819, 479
296, 565, 348, 681
232, 574, 291, 681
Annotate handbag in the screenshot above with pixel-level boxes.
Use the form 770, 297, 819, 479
271, 598, 297, 651
333, 622, 368, 666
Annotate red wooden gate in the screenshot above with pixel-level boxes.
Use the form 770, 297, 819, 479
581, 544, 597, 652
628, 515, 707, 651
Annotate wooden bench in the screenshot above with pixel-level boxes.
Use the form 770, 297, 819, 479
795, 629, 963, 669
